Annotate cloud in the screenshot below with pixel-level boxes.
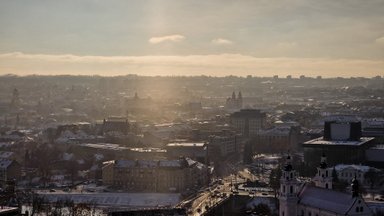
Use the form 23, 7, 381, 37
0, 52, 383, 78
375, 36, 384, 46
211, 38, 233, 45
149, 35, 185, 44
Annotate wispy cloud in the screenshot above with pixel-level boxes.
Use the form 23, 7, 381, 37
211, 38, 233, 45
149, 35, 185, 44
0, 52, 383, 77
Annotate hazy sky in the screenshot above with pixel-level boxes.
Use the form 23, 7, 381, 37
0, 0, 383, 77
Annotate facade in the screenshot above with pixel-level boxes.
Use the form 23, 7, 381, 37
253, 126, 301, 152
279, 155, 373, 216
102, 157, 207, 192
208, 134, 239, 158
230, 109, 266, 137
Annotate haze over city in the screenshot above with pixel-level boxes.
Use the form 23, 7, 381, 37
1, 1, 384, 216
1, 0, 384, 77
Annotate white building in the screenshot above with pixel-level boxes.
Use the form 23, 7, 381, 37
334, 164, 379, 185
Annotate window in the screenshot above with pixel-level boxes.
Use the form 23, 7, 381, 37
356, 207, 359, 212
360, 207, 363, 212
290, 186, 293, 194
326, 170, 328, 177
325, 183, 328, 189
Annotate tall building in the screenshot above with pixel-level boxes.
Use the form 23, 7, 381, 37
230, 109, 266, 137
279, 155, 373, 216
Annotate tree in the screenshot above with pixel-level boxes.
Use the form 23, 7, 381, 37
365, 168, 379, 189
243, 141, 253, 164
28, 192, 47, 216
252, 203, 272, 216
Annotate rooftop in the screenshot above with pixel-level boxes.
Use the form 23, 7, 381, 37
303, 136, 374, 146
79, 143, 128, 151
166, 142, 205, 147
298, 185, 357, 215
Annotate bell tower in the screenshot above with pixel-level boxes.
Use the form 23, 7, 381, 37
313, 153, 333, 189
279, 155, 299, 216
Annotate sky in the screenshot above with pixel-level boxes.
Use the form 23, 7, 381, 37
0, 0, 383, 77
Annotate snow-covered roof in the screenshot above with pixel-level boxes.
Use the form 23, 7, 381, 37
109, 158, 204, 169
166, 142, 205, 147
304, 137, 374, 146
0, 151, 14, 159
298, 185, 356, 214
334, 164, 378, 173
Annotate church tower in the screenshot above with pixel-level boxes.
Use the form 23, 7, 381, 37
279, 155, 299, 216
313, 153, 333, 189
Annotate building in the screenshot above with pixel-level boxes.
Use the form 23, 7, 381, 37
230, 109, 266, 137
252, 126, 301, 152
333, 164, 379, 185
101, 117, 129, 135
303, 121, 375, 167
165, 142, 207, 163
102, 157, 207, 192
208, 133, 239, 158
279, 155, 373, 216
225, 91, 243, 111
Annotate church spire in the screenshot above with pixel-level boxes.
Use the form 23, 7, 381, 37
279, 154, 299, 216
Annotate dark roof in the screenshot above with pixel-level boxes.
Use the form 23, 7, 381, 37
230, 109, 266, 118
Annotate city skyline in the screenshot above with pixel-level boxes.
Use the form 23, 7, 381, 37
1, 0, 384, 77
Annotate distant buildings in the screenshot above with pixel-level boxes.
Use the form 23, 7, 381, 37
225, 91, 243, 111
230, 109, 266, 137
102, 157, 207, 192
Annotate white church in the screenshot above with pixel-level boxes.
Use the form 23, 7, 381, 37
279, 154, 373, 216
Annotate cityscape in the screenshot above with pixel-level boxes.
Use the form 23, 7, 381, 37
0, 75, 382, 215
1, 0, 384, 215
